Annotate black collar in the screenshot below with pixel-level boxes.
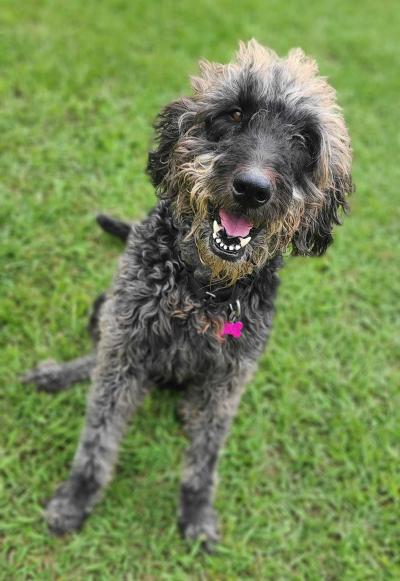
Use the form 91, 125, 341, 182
183, 265, 253, 307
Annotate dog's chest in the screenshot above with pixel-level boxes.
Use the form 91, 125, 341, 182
132, 288, 264, 385
118, 226, 279, 384
128, 292, 246, 382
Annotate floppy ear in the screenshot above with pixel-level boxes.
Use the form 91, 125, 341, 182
147, 98, 196, 190
292, 176, 352, 256
292, 116, 352, 256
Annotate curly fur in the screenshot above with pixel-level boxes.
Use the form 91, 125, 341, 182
25, 40, 352, 550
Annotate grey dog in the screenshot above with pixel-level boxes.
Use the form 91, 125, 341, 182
25, 40, 352, 550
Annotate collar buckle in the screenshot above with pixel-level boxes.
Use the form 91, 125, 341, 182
204, 291, 217, 301
228, 299, 241, 322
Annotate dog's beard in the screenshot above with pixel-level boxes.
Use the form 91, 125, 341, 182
194, 207, 306, 284
173, 187, 311, 285
167, 149, 320, 285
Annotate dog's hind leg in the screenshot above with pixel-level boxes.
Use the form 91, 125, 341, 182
22, 354, 96, 393
23, 293, 107, 392
44, 333, 151, 535
23, 214, 131, 392
178, 366, 255, 551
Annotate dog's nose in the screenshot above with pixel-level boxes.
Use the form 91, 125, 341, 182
232, 170, 271, 208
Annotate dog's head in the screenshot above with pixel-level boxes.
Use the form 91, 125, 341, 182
148, 40, 352, 283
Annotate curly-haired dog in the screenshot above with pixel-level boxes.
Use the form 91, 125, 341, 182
25, 40, 352, 549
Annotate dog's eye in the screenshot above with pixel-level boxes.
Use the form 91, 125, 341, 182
229, 109, 242, 123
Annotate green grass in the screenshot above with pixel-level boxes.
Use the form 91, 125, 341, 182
1, 0, 399, 578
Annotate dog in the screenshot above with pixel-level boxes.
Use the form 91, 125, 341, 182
24, 40, 352, 550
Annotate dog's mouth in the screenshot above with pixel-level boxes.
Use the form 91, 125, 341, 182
209, 208, 255, 262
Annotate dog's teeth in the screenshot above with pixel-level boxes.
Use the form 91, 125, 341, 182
240, 236, 251, 248
213, 232, 217, 239
229, 245, 234, 251
235, 244, 241, 250
213, 220, 222, 235
223, 244, 228, 250
216, 238, 221, 243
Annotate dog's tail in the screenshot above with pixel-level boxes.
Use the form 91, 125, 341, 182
96, 213, 131, 242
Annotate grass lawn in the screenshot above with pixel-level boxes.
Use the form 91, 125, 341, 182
1, 0, 399, 578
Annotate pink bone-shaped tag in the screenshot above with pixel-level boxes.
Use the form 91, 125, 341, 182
221, 321, 244, 338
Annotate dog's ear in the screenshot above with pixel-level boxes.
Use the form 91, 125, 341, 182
147, 98, 196, 189
283, 48, 353, 257
292, 175, 352, 256
292, 113, 352, 256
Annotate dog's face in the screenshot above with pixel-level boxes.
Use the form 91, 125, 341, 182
148, 40, 352, 283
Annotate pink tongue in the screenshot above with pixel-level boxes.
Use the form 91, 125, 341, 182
219, 208, 252, 238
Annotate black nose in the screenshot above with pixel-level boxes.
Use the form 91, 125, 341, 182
232, 170, 271, 208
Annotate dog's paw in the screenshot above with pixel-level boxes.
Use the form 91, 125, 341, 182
179, 506, 219, 552
22, 360, 66, 392
44, 481, 89, 536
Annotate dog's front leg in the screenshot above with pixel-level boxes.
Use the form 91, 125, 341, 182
179, 367, 253, 551
44, 346, 150, 536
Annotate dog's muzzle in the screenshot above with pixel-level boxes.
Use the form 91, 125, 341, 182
210, 208, 254, 261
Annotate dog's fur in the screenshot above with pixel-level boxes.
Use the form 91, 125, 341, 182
25, 41, 352, 550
